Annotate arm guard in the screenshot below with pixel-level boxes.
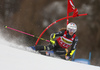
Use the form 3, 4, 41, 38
50, 31, 65, 39
50, 33, 56, 40
50, 31, 65, 45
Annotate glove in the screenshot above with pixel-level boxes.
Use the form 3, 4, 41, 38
50, 39, 55, 45
50, 33, 56, 45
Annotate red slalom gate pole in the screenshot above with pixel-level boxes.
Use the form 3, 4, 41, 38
34, 13, 88, 46
34, 17, 69, 46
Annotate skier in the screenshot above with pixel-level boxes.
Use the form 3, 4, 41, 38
33, 22, 78, 60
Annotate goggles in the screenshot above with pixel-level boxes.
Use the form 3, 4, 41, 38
69, 29, 76, 33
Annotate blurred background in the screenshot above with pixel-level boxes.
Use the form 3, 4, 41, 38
0, 0, 100, 66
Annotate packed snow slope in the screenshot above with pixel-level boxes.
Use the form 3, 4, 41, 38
0, 37, 100, 70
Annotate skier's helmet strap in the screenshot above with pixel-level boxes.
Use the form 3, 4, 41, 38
67, 22, 77, 33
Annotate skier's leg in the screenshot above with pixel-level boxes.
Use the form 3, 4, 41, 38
35, 44, 54, 51
35, 45, 45, 51
54, 48, 68, 55
54, 48, 68, 59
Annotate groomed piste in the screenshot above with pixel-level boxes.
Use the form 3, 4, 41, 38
0, 37, 100, 70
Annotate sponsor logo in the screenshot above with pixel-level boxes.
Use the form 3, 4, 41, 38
62, 37, 72, 44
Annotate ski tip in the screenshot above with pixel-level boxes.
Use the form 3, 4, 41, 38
4, 26, 7, 28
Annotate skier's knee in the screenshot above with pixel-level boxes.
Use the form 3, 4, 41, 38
54, 50, 66, 55
35, 46, 44, 51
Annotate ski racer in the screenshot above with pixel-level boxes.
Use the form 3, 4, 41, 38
34, 22, 78, 60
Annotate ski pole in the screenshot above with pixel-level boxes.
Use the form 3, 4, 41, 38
5, 26, 50, 42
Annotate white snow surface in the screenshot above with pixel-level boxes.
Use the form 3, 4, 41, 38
0, 36, 100, 70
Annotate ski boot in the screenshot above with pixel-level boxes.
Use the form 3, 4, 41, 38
46, 51, 54, 56
30, 46, 36, 50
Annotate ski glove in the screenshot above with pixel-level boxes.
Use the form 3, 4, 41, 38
50, 33, 56, 45
50, 39, 55, 45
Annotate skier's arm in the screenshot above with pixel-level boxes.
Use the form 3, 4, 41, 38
50, 31, 65, 39
50, 31, 65, 45
67, 36, 78, 58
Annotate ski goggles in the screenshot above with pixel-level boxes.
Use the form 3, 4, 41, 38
69, 29, 76, 33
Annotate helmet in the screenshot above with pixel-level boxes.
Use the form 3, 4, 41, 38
67, 22, 77, 33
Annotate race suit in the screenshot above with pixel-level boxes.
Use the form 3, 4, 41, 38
35, 30, 78, 59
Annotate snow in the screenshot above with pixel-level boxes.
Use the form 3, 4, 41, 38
0, 36, 100, 70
